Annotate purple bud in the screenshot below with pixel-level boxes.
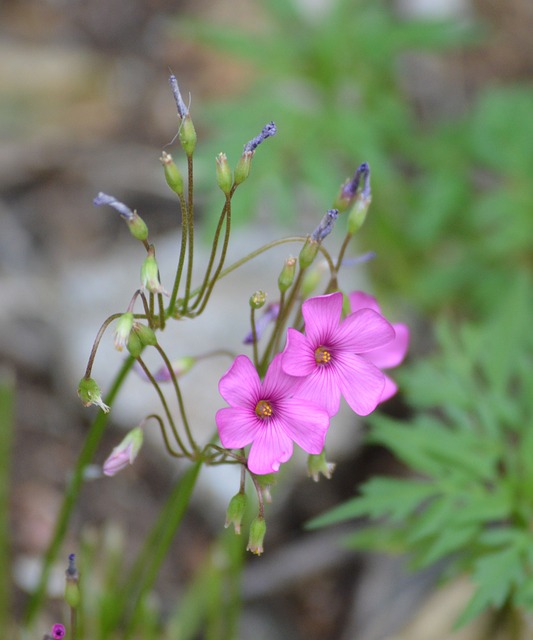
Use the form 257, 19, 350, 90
244, 303, 280, 344
311, 209, 339, 242
243, 121, 277, 153
341, 251, 376, 266
93, 192, 134, 221
340, 162, 370, 201
360, 163, 371, 200
169, 74, 188, 119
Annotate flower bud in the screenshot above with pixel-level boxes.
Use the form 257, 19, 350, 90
247, 515, 266, 556
126, 330, 143, 358
298, 237, 319, 270
216, 152, 233, 194
225, 491, 247, 534
114, 312, 134, 352
179, 114, 197, 157
160, 151, 184, 196
307, 450, 336, 482
93, 192, 148, 242
234, 151, 253, 185
127, 211, 149, 242
64, 553, 80, 610
52, 623, 66, 639
127, 323, 157, 358
347, 164, 371, 234
77, 377, 110, 413
141, 246, 167, 295
278, 257, 297, 293
249, 290, 267, 310
103, 426, 144, 476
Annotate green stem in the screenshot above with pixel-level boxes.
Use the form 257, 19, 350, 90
84, 313, 122, 378
136, 356, 192, 457
154, 344, 198, 454
121, 462, 202, 639
167, 193, 189, 317
183, 155, 195, 310
25, 356, 135, 624
250, 307, 259, 369
145, 413, 183, 458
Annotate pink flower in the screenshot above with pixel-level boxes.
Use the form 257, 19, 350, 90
282, 292, 396, 417
102, 427, 144, 476
51, 624, 66, 639
216, 354, 330, 475
349, 291, 409, 402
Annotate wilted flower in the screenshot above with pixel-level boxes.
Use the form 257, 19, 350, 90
103, 426, 144, 476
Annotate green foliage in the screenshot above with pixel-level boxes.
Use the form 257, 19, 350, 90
176, 0, 533, 315
308, 277, 533, 626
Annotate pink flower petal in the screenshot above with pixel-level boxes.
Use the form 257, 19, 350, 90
366, 323, 409, 369
380, 375, 398, 402
218, 355, 261, 408
247, 420, 294, 474
216, 407, 260, 449
277, 398, 329, 453
334, 352, 386, 416
301, 292, 343, 343
349, 290, 381, 314
262, 353, 302, 398
282, 328, 316, 376
334, 309, 395, 353
293, 365, 343, 417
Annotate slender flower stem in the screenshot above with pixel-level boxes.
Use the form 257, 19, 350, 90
183, 155, 195, 310
136, 356, 192, 456
157, 292, 165, 330
154, 345, 198, 454
249, 472, 265, 518
167, 193, 189, 317
190, 194, 232, 311
145, 414, 183, 458
84, 313, 122, 378
190, 194, 233, 317
25, 357, 135, 623
250, 307, 259, 369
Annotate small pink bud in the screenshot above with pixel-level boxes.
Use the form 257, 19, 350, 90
103, 427, 144, 476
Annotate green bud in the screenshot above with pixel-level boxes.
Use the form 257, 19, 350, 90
347, 192, 371, 235
307, 450, 336, 482
65, 554, 81, 609
225, 491, 247, 534
298, 237, 319, 270
133, 323, 157, 347
179, 114, 197, 156
249, 290, 267, 310
126, 330, 143, 358
247, 515, 266, 556
216, 152, 233, 194
278, 257, 297, 293
127, 211, 149, 242
141, 246, 167, 295
160, 151, 184, 196
114, 312, 134, 351
77, 377, 110, 413
234, 151, 253, 185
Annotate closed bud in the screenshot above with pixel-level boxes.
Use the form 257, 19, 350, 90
298, 237, 319, 270
160, 151, 184, 196
307, 450, 336, 482
127, 323, 157, 358
234, 151, 253, 185
347, 164, 371, 234
77, 377, 110, 413
179, 114, 197, 156
64, 553, 80, 609
249, 290, 267, 310
127, 211, 149, 242
278, 257, 297, 293
126, 330, 143, 358
247, 515, 266, 556
216, 152, 233, 194
225, 491, 247, 534
114, 312, 134, 352
141, 246, 167, 295
103, 426, 144, 476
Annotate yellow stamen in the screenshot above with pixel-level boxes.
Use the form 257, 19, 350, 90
255, 400, 273, 419
315, 346, 332, 365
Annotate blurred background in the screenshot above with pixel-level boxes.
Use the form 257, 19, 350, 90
1, 0, 533, 637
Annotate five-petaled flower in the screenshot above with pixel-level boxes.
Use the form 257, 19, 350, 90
348, 291, 409, 403
216, 354, 330, 475
282, 292, 396, 417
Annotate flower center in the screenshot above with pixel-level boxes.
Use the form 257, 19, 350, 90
255, 400, 273, 419
315, 346, 332, 365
